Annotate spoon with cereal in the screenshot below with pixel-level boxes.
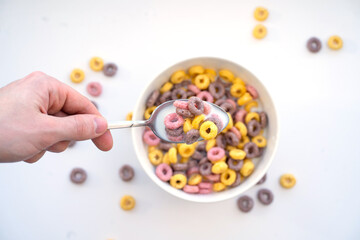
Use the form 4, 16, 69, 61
107, 97, 229, 144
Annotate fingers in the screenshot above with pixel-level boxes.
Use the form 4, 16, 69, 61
24, 151, 46, 164
92, 130, 113, 151
47, 141, 70, 153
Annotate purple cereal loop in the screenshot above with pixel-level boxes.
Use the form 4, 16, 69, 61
247, 119, 261, 137
220, 102, 236, 115
205, 174, 220, 182
188, 84, 201, 94
215, 98, 226, 106
165, 126, 184, 137
171, 88, 187, 100
257, 189, 274, 205
204, 114, 223, 132
164, 113, 184, 129
243, 142, 260, 158
216, 134, 226, 149
181, 80, 192, 87
257, 174, 267, 185
191, 150, 204, 160
259, 112, 268, 129
227, 158, 244, 171
184, 129, 200, 145
186, 91, 196, 98
196, 141, 206, 151
208, 82, 225, 99
230, 172, 241, 188
199, 157, 208, 165
146, 90, 160, 108
143, 130, 160, 146
197, 91, 214, 103
159, 91, 172, 104
257, 147, 265, 157
246, 85, 259, 99
198, 182, 212, 189
156, 163, 173, 181
158, 141, 173, 151
173, 100, 189, 109
199, 162, 212, 176
188, 97, 204, 115
203, 103, 211, 115
103, 63, 118, 77
225, 131, 240, 146
229, 127, 241, 140
167, 134, 184, 142
237, 195, 254, 213
187, 166, 200, 176
307, 37, 322, 53
176, 108, 194, 118
187, 160, 198, 168
199, 188, 212, 194
235, 109, 247, 123
183, 185, 200, 194
173, 170, 186, 176
207, 147, 225, 162
119, 164, 135, 182
171, 163, 188, 171
70, 168, 87, 184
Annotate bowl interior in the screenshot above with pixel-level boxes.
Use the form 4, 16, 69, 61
132, 57, 278, 203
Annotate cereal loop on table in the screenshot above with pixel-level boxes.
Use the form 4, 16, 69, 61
89, 57, 104, 71
257, 189, 274, 205
119, 165, 135, 182
253, 24, 267, 39
199, 121, 218, 140
164, 113, 184, 130
120, 195, 136, 211
307, 37, 322, 53
103, 63, 118, 77
171, 70, 186, 84
86, 82, 102, 97
328, 35, 343, 50
144, 106, 156, 120
194, 74, 210, 90
280, 174, 296, 189
188, 65, 205, 77
70, 168, 87, 184
148, 149, 163, 166
170, 174, 187, 189
156, 163, 173, 181
254, 7, 269, 21
219, 69, 235, 82
237, 195, 254, 213
70, 69, 85, 83
240, 159, 254, 177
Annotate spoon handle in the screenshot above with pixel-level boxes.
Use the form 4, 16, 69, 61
107, 120, 147, 129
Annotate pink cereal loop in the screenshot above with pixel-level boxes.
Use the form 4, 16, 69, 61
203, 102, 211, 115
226, 99, 237, 109
207, 147, 225, 162
143, 130, 160, 146
246, 85, 259, 99
197, 91, 214, 103
86, 82, 102, 97
199, 188, 213, 194
187, 166, 200, 176
230, 127, 241, 140
164, 113, 184, 129
205, 174, 221, 182
167, 134, 184, 142
235, 109, 247, 123
198, 182, 212, 189
173, 100, 189, 109
188, 84, 201, 94
183, 185, 200, 194
156, 163, 173, 181
145, 126, 151, 132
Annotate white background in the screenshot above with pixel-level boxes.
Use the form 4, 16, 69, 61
1, 0, 360, 239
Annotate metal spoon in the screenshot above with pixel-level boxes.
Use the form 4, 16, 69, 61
107, 99, 230, 143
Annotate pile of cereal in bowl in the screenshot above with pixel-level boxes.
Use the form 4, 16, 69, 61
142, 65, 268, 194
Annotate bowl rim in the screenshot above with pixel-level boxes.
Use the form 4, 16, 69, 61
131, 56, 279, 203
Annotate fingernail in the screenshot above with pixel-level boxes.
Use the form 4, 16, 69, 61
94, 117, 107, 134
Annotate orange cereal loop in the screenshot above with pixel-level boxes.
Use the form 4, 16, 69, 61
89, 57, 104, 71
254, 7, 269, 21
70, 69, 85, 83
253, 24, 267, 39
328, 35, 343, 50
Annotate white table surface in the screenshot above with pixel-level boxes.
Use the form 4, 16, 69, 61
1, 0, 360, 239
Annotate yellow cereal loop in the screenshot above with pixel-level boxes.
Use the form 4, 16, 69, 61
219, 69, 235, 82
180, 157, 189, 163
221, 169, 237, 186
89, 57, 104, 71
144, 106, 156, 120
148, 146, 156, 153
254, 7, 269, 21
238, 136, 250, 149
148, 149, 163, 166
188, 65, 205, 77
218, 156, 227, 162
280, 174, 296, 189
240, 159, 255, 177
233, 77, 246, 86
70, 69, 85, 83
328, 35, 343, 50
245, 101, 258, 112
252, 135, 267, 148
170, 174, 187, 189
160, 82, 173, 93
229, 149, 246, 160
206, 73, 216, 83
168, 147, 178, 164
178, 143, 196, 158
162, 152, 170, 165
253, 24, 267, 39
120, 195, 136, 211
192, 114, 205, 129
171, 70, 186, 84
235, 122, 248, 137
222, 113, 233, 133
245, 112, 260, 124
194, 74, 210, 90
205, 68, 217, 77
206, 139, 216, 151
212, 161, 228, 174
237, 92, 253, 106
183, 118, 193, 133
199, 121, 218, 140
230, 84, 247, 98
188, 174, 202, 185
226, 145, 237, 151
213, 182, 226, 192
126, 112, 133, 121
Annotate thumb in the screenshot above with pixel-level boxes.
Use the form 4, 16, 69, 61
50, 114, 108, 141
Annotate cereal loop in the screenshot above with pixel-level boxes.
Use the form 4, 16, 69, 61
89, 57, 104, 71
160, 82, 173, 93
185, 129, 200, 145
70, 69, 85, 83
197, 91, 214, 103
205, 68, 216, 77
171, 70, 186, 84
192, 114, 206, 129
212, 161, 228, 174
183, 118, 193, 133
126, 112, 133, 121
257, 189, 274, 205
174, 100, 188, 109
237, 136, 250, 149
245, 112, 260, 124
246, 85, 259, 99
220, 169, 237, 186
164, 113, 184, 130
194, 74, 211, 90
188, 97, 204, 115
237, 92, 253, 106
245, 101, 258, 112
280, 174, 296, 189
144, 106, 156, 120
188, 174, 202, 185
206, 139, 216, 151
237, 195, 254, 213
168, 147, 178, 164
103, 63, 118, 77
188, 65, 205, 77
252, 136, 267, 148
148, 149, 163, 165
240, 159, 254, 177
170, 174, 187, 189
229, 149, 246, 160
199, 121, 218, 140
254, 7, 269, 21
156, 163, 173, 181
328, 35, 343, 50
219, 69, 235, 82
307, 37, 322, 53
183, 185, 200, 194
230, 84, 247, 98
178, 143, 196, 158
70, 168, 87, 184
253, 24, 267, 39
207, 147, 225, 162
213, 182, 226, 192
143, 131, 160, 146
235, 109, 247, 123
120, 195, 136, 211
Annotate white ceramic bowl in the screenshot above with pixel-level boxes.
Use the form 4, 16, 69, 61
132, 57, 279, 203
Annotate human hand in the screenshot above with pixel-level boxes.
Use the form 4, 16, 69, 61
0, 71, 113, 163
